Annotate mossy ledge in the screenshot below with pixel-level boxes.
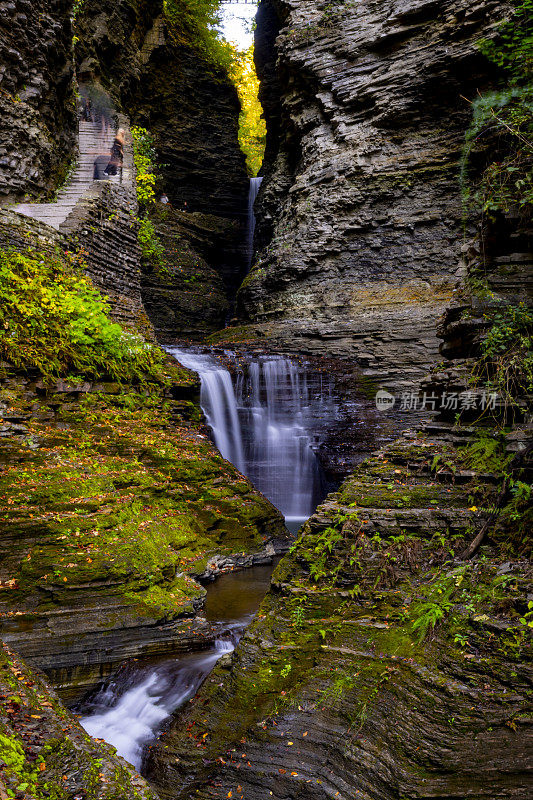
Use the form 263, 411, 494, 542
0, 242, 287, 699
146, 420, 532, 800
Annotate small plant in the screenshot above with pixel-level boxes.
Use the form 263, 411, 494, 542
0, 248, 166, 383
138, 218, 165, 266
519, 601, 533, 627
131, 126, 158, 207
473, 303, 533, 405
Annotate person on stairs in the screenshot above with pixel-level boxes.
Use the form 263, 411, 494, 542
103, 129, 125, 178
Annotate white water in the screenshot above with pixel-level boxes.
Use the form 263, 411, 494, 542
171, 350, 246, 472
168, 349, 330, 523
79, 562, 276, 769
246, 176, 263, 269
80, 650, 224, 769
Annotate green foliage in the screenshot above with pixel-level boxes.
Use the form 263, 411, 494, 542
231, 46, 266, 176
164, 0, 235, 73
0, 248, 166, 383
0, 731, 43, 799
460, 432, 510, 472
475, 303, 533, 401
410, 568, 466, 642
519, 600, 533, 627
462, 3, 533, 217
131, 126, 158, 207
477, 0, 533, 81
138, 218, 165, 266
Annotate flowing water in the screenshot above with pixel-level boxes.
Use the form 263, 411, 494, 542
79, 562, 276, 769
80, 349, 337, 767
246, 176, 263, 269
167, 349, 332, 531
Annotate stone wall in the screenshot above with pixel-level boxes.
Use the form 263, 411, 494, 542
239, 0, 513, 390
0, 0, 76, 201
74, 0, 164, 104
140, 204, 232, 341
65, 180, 153, 333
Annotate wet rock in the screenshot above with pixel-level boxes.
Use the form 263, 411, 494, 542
0, 0, 76, 200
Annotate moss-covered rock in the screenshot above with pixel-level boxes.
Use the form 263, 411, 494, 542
0, 366, 286, 698
145, 422, 532, 800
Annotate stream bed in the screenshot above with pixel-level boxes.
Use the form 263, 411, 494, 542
79, 562, 277, 769
79, 349, 343, 769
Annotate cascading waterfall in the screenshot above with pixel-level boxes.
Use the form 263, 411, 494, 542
246, 176, 263, 269
167, 349, 331, 529
79, 352, 336, 767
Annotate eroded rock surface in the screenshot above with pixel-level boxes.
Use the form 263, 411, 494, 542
0, 642, 159, 799
239, 0, 512, 388
146, 420, 532, 800
0, 0, 76, 201
0, 363, 287, 700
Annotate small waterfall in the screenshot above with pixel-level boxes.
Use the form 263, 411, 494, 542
80, 650, 222, 769
167, 349, 331, 527
246, 176, 263, 269
79, 560, 277, 768
171, 351, 245, 473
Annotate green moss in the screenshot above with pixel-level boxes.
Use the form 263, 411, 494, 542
0, 381, 284, 622
0, 247, 167, 383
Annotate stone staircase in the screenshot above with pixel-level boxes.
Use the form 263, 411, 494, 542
12, 121, 121, 230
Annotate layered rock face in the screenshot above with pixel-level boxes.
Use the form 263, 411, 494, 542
0, 0, 76, 200
131, 13, 248, 296
76, 0, 249, 328
74, 0, 164, 103
239, 0, 511, 389
140, 205, 233, 341
0, 357, 287, 699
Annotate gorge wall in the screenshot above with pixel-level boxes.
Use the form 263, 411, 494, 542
76, 0, 250, 326
0, 0, 76, 201
237, 0, 512, 389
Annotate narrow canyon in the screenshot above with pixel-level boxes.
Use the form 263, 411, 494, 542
0, 1, 531, 799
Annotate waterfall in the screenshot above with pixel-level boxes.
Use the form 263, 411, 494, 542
246, 177, 263, 269
167, 349, 330, 528
170, 351, 245, 473
80, 650, 224, 769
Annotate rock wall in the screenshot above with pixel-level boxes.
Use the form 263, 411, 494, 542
76, 0, 249, 309
239, 0, 512, 389
140, 204, 232, 341
146, 319, 532, 800
0, 0, 76, 201
74, 0, 163, 104
65, 181, 152, 334
131, 11, 249, 297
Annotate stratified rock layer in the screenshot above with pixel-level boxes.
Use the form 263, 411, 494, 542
0, 0, 76, 200
0, 363, 287, 699
140, 205, 235, 340
240, 0, 512, 388
147, 421, 532, 800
